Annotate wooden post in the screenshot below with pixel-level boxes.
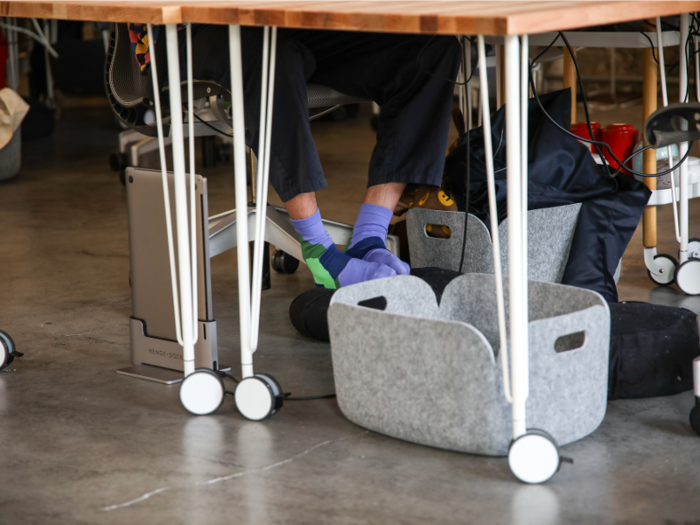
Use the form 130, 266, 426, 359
563, 47, 577, 123
642, 42, 658, 248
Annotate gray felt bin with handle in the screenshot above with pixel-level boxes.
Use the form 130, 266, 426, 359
328, 274, 610, 456
406, 204, 582, 283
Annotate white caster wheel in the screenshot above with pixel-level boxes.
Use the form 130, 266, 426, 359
508, 430, 561, 484
179, 368, 225, 415
0, 330, 16, 370
234, 373, 283, 421
688, 238, 700, 259
676, 258, 700, 295
647, 254, 677, 286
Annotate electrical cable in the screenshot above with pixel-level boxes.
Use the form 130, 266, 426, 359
221, 371, 239, 383
458, 36, 472, 274
527, 31, 694, 179
190, 108, 233, 138
220, 372, 335, 400
283, 393, 337, 401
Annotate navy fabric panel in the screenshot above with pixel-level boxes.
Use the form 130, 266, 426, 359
345, 236, 388, 259
446, 89, 651, 302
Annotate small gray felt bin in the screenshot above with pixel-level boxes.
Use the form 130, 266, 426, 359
406, 204, 582, 283
328, 274, 610, 456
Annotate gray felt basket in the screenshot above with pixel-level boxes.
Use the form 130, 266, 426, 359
328, 274, 610, 456
406, 204, 582, 283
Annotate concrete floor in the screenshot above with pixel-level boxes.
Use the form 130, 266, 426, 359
1, 100, 700, 525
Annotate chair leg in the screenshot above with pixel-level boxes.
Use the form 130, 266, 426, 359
249, 240, 271, 290
201, 136, 217, 169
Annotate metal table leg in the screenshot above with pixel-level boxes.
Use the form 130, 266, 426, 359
478, 33, 561, 484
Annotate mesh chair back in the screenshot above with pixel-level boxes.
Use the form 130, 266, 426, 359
105, 23, 152, 126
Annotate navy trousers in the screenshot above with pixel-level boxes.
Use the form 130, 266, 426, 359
156, 26, 461, 202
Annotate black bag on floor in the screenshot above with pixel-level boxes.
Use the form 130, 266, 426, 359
289, 267, 461, 342
608, 301, 699, 400
445, 89, 651, 303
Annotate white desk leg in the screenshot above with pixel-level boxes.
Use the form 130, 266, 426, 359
477, 36, 510, 404
504, 34, 561, 485
505, 35, 527, 440
251, 27, 278, 353
231, 26, 285, 421
228, 25, 253, 379
164, 24, 196, 377
178, 25, 227, 417
520, 35, 529, 392
674, 15, 700, 295
679, 13, 690, 265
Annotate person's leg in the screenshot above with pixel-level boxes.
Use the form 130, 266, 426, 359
175, 26, 396, 289
342, 183, 410, 274
286, 191, 397, 289
178, 26, 327, 202
300, 32, 461, 274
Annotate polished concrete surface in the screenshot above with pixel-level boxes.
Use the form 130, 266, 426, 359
1, 101, 699, 525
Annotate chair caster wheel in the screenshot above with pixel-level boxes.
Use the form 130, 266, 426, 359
179, 368, 225, 415
0, 330, 15, 370
508, 429, 561, 484
689, 238, 700, 259
647, 254, 677, 286
109, 152, 127, 172
676, 258, 700, 295
0, 330, 21, 371
690, 404, 700, 437
272, 250, 299, 274
234, 373, 283, 421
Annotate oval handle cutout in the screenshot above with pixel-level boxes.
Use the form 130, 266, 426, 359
358, 296, 388, 311
555, 331, 586, 353
425, 224, 452, 238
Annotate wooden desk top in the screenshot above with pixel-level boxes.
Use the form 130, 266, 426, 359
2, 1, 700, 36
0, 1, 181, 24
178, 1, 700, 36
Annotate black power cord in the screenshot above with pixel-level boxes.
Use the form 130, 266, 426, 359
220, 372, 335, 401
192, 110, 233, 138
459, 35, 472, 274
528, 31, 694, 179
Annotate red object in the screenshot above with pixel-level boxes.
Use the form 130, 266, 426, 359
601, 123, 639, 176
570, 121, 602, 142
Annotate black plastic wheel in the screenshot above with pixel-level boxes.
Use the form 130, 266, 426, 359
256, 373, 284, 415
272, 250, 300, 274
0, 330, 16, 355
0, 330, 15, 370
690, 404, 700, 436
647, 254, 678, 287
109, 152, 127, 172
